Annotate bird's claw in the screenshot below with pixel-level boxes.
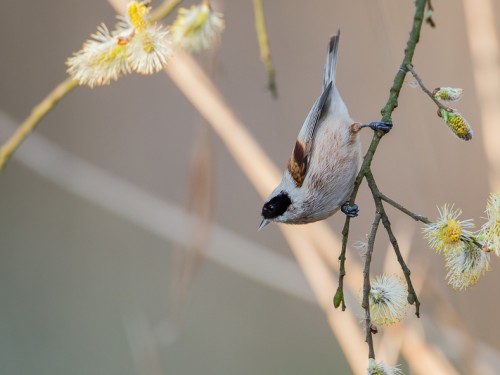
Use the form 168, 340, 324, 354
341, 203, 359, 218
368, 121, 393, 134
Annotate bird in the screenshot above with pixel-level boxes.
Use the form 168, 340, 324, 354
259, 30, 391, 230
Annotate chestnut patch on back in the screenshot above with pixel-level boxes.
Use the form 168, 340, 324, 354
287, 140, 308, 187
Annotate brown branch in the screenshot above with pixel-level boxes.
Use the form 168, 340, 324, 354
362, 212, 381, 359
334, 217, 350, 311
366, 171, 420, 317
379, 192, 431, 224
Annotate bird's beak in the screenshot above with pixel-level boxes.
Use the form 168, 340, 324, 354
258, 218, 270, 231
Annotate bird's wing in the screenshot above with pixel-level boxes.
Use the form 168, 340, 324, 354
287, 32, 340, 188
287, 82, 332, 187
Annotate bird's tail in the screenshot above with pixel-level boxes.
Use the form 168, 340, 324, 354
323, 30, 340, 89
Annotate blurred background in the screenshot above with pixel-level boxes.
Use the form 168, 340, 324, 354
1, 0, 500, 374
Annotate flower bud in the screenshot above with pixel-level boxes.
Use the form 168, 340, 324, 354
171, 3, 225, 53
439, 109, 473, 141
433, 87, 464, 101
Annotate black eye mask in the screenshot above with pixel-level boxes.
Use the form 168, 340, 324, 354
262, 192, 292, 219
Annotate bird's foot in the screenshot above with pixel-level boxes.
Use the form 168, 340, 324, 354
341, 203, 359, 218
368, 121, 393, 133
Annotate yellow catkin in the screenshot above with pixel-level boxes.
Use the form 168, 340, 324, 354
128, 1, 149, 31
440, 219, 462, 245
448, 114, 469, 138
94, 44, 127, 65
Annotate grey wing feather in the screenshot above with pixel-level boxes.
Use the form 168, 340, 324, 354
288, 82, 332, 187
299, 82, 332, 154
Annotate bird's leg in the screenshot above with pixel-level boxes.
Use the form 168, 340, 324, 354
360, 121, 393, 134
341, 202, 359, 218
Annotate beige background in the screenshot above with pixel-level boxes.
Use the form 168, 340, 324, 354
0, 0, 499, 374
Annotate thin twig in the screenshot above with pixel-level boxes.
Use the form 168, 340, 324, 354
380, 0, 427, 121
407, 64, 450, 112
379, 191, 431, 224
252, 0, 278, 98
366, 171, 420, 317
334, 217, 350, 311
362, 212, 381, 359
379, 190, 485, 251
0, 78, 78, 172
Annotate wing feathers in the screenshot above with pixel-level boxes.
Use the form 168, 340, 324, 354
301, 81, 332, 149
288, 31, 341, 187
288, 81, 332, 187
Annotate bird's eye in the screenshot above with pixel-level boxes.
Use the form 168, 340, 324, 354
262, 192, 292, 219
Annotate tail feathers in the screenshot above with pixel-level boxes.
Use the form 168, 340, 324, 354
323, 29, 340, 89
